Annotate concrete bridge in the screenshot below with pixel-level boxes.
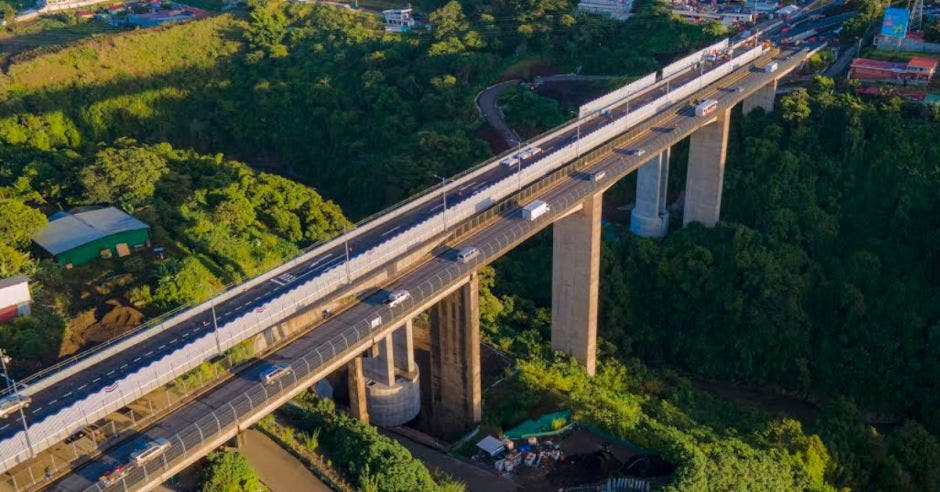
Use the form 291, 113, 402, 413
0, 28, 821, 491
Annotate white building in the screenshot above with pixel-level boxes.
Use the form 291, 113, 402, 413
0, 276, 31, 324
383, 7, 416, 32
578, 0, 634, 20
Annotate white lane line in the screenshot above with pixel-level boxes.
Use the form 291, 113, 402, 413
0, 424, 8, 430
307, 254, 334, 270
472, 181, 488, 190
459, 181, 476, 192
120, 364, 128, 369
170, 338, 178, 344
133, 358, 141, 362
381, 226, 401, 237
92, 377, 101, 383
158, 344, 166, 350
63, 392, 72, 398
78, 384, 86, 390
107, 370, 115, 375
270, 278, 286, 286
145, 351, 153, 357
431, 203, 444, 212
48, 399, 57, 405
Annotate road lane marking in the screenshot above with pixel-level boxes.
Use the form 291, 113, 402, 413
48, 399, 57, 405
107, 370, 115, 375
145, 351, 153, 356
158, 344, 166, 350
92, 377, 101, 383
459, 182, 476, 192
64, 392, 72, 397
307, 254, 333, 269
120, 364, 128, 369
380, 226, 401, 237
133, 357, 141, 362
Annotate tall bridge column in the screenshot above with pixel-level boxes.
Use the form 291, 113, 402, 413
428, 274, 482, 436
683, 108, 731, 228
551, 192, 601, 376
630, 148, 670, 238
393, 319, 417, 377
347, 356, 369, 424
743, 79, 778, 114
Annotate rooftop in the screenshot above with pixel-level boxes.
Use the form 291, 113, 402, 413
908, 57, 938, 70
33, 207, 149, 256
0, 275, 28, 291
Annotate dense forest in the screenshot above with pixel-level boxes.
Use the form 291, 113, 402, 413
483, 79, 940, 490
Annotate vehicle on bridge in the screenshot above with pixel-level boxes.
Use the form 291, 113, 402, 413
99, 465, 127, 486
518, 146, 542, 160
694, 99, 719, 117
522, 200, 550, 221
385, 289, 411, 307
500, 155, 520, 167
763, 61, 779, 73
627, 147, 646, 156
130, 438, 170, 465
260, 363, 292, 385
0, 393, 30, 419
456, 247, 480, 264
591, 170, 607, 182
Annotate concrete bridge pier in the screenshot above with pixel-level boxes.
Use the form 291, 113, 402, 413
362, 323, 421, 428
551, 192, 601, 377
347, 356, 369, 424
427, 274, 482, 437
743, 79, 778, 114
683, 108, 731, 227
630, 148, 671, 238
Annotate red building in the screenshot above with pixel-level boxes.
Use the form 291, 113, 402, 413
849, 57, 937, 85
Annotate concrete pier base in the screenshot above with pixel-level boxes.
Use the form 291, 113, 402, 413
684, 108, 730, 228
427, 274, 482, 436
630, 149, 671, 238
743, 79, 777, 114
551, 192, 601, 376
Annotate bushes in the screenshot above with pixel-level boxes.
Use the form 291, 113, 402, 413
200, 450, 265, 492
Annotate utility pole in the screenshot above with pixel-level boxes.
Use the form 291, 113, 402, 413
211, 304, 222, 355
343, 224, 352, 284
0, 349, 34, 458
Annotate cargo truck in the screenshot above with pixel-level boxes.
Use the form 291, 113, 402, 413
694, 99, 718, 117
522, 200, 550, 221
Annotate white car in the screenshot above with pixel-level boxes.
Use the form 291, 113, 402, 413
131, 438, 171, 465
627, 148, 646, 157
0, 393, 30, 419
456, 247, 480, 264
518, 147, 542, 160
500, 156, 519, 167
260, 363, 292, 385
385, 289, 411, 307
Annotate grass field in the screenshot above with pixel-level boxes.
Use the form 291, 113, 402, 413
0, 18, 125, 68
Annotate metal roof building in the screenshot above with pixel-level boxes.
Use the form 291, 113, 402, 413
32, 207, 150, 268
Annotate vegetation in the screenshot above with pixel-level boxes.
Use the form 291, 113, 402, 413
482, 77, 940, 490
497, 84, 572, 138
275, 394, 464, 492
200, 450, 266, 492
255, 413, 356, 492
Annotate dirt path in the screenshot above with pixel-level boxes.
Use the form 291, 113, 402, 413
239, 429, 332, 492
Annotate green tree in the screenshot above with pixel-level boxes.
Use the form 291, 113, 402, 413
153, 257, 220, 311
200, 450, 264, 492
0, 2, 15, 31
81, 142, 170, 212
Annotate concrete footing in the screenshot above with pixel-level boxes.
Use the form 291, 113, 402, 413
630, 149, 671, 238
551, 192, 601, 376
427, 274, 482, 436
683, 108, 730, 228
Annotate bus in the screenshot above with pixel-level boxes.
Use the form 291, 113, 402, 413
694, 99, 719, 117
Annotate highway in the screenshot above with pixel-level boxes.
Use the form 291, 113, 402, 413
53, 42, 816, 491
0, 28, 754, 449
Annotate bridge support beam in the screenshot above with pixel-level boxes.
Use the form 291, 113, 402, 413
365, 334, 396, 387
743, 79, 777, 114
428, 274, 482, 436
347, 356, 369, 424
630, 149, 670, 238
393, 319, 417, 376
683, 108, 730, 228
551, 192, 601, 377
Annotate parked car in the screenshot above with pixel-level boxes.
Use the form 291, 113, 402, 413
130, 438, 171, 465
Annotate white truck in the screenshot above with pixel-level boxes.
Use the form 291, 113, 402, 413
522, 200, 550, 221
762, 61, 779, 73
694, 99, 719, 117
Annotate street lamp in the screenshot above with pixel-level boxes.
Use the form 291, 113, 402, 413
432, 174, 454, 230
342, 223, 352, 284
0, 349, 35, 458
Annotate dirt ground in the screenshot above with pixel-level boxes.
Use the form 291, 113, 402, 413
61, 300, 145, 357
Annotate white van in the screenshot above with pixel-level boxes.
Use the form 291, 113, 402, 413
385, 289, 411, 307
591, 170, 607, 182
260, 363, 292, 385
456, 247, 480, 264
0, 393, 30, 419
131, 438, 171, 465
694, 99, 718, 117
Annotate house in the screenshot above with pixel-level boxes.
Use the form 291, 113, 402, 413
32, 207, 150, 268
382, 7, 416, 32
849, 57, 937, 85
0, 276, 31, 324
578, 0, 633, 20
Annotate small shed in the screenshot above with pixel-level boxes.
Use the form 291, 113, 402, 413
476, 435, 506, 457
0, 276, 31, 323
33, 207, 150, 268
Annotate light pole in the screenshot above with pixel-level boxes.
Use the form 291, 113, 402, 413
210, 303, 222, 355
343, 224, 352, 284
432, 174, 454, 230
0, 349, 35, 458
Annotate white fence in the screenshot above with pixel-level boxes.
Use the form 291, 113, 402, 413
661, 38, 730, 78
0, 38, 776, 476
578, 73, 657, 118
